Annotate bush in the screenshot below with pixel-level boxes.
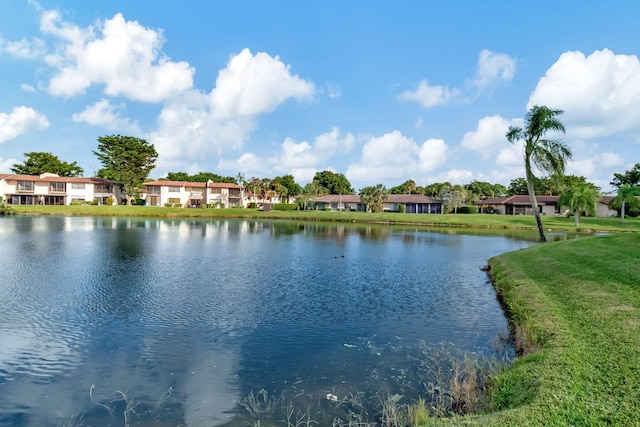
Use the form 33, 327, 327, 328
105, 197, 114, 206
457, 205, 478, 214
398, 203, 405, 213
273, 203, 298, 211
248, 202, 257, 209
91, 199, 99, 205
164, 203, 181, 208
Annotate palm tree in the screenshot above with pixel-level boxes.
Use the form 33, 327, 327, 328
506, 105, 572, 242
608, 184, 640, 224
558, 183, 600, 227
360, 184, 389, 213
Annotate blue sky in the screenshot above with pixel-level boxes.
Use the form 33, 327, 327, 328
1, 1, 639, 192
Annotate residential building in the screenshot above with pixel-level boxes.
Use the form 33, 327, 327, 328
475, 195, 629, 217
314, 194, 443, 213
143, 180, 245, 207
0, 173, 121, 205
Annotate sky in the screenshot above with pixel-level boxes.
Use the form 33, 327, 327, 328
1, 1, 639, 193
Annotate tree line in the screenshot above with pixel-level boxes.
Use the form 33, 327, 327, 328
8, 124, 640, 228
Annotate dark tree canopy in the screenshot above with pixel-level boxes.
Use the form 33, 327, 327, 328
611, 163, 640, 188
272, 174, 302, 197
389, 179, 421, 194
94, 135, 158, 205
163, 171, 236, 183
11, 152, 84, 177
464, 180, 507, 199
312, 170, 353, 195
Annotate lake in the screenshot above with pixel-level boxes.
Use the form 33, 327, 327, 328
0, 216, 536, 426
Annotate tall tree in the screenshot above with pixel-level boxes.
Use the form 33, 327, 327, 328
360, 184, 389, 213
301, 182, 325, 210
506, 106, 572, 242
558, 182, 600, 227
439, 184, 466, 213
11, 152, 84, 177
610, 163, 640, 188
94, 135, 158, 206
608, 184, 640, 224
272, 175, 302, 200
312, 170, 354, 195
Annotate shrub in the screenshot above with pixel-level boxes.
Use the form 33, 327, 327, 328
273, 203, 298, 211
248, 202, 257, 209
105, 197, 114, 206
457, 205, 478, 214
398, 203, 405, 213
91, 199, 99, 205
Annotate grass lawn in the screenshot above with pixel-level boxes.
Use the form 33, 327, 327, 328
454, 233, 640, 426
9, 204, 640, 233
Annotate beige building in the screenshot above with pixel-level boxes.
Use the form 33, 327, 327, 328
144, 180, 244, 207
1, 173, 121, 205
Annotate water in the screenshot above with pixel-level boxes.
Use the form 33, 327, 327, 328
0, 216, 535, 426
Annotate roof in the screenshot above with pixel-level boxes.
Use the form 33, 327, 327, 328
146, 180, 207, 187
476, 195, 560, 205
0, 173, 114, 184
145, 180, 242, 189
314, 194, 442, 204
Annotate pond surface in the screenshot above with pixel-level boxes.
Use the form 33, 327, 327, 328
0, 216, 536, 426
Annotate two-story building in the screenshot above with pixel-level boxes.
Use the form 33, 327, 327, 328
143, 180, 245, 207
0, 173, 121, 205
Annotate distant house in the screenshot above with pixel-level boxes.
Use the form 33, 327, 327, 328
314, 194, 443, 214
144, 180, 244, 207
475, 195, 561, 216
476, 195, 626, 218
0, 172, 121, 205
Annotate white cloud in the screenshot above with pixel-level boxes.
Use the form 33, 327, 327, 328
398, 79, 459, 107
72, 99, 140, 133
273, 127, 355, 171
41, 10, 194, 102
0, 157, 18, 171
0, 106, 49, 143
460, 115, 518, 158
496, 142, 523, 166
150, 49, 315, 168
346, 131, 449, 183
217, 153, 266, 176
0, 36, 45, 58
427, 169, 474, 185
529, 49, 640, 139
20, 83, 37, 92
210, 48, 314, 119
470, 49, 516, 89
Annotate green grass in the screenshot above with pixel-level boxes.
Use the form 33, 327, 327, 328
11, 204, 640, 233
439, 233, 640, 426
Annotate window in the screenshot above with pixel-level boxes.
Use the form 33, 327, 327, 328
18, 181, 34, 192
229, 189, 241, 197
71, 183, 85, 190
168, 186, 180, 192
49, 182, 65, 192
210, 187, 222, 194
168, 198, 181, 204
147, 187, 161, 195
95, 184, 112, 193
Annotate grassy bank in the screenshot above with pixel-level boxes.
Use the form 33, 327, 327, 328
10, 204, 640, 233
459, 233, 640, 426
